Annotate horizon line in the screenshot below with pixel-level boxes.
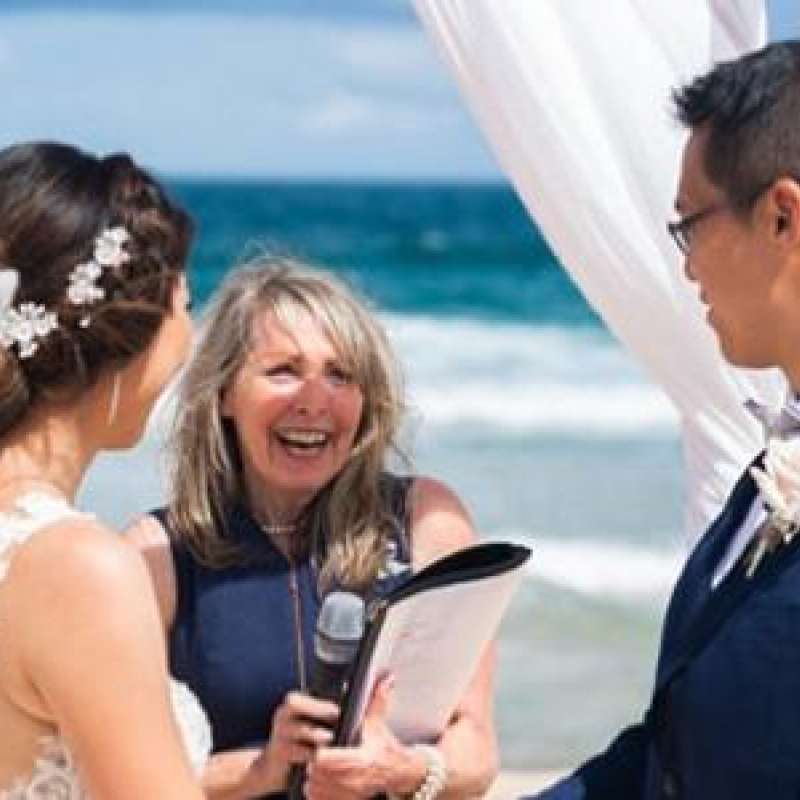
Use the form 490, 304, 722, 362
164, 173, 508, 186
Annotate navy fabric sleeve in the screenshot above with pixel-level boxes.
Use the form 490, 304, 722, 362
526, 722, 649, 800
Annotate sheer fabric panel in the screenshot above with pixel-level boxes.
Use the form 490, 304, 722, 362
413, 0, 781, 544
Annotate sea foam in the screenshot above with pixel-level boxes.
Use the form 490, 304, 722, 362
383, 313, 679, 437
507, 533, 684, 600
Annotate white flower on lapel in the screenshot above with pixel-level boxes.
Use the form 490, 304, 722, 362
747, 437, 800, 577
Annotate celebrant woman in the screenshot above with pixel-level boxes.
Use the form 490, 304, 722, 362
128, 259, 498, 800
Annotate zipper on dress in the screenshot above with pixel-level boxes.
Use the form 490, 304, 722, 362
287, 557, 307, 690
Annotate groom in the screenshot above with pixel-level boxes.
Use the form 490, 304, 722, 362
531, 41, 800, 800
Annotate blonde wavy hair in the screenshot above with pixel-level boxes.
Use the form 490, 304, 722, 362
166, 256, 407, 590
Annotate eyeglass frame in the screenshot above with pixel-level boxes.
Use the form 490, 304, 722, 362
667, 206, 726, 255
666, 184, 772, 255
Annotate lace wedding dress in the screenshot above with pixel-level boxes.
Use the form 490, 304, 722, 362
0, 493, 211, 798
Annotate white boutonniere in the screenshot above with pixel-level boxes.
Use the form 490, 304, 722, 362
746, 437, 800, 577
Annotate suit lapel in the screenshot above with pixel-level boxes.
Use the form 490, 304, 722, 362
656, 456, 762, 675
653, 452, 800, 696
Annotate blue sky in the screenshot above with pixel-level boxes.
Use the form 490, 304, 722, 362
0, 1, 796, 179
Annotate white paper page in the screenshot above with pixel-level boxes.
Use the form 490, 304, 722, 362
350, 565, 526, 743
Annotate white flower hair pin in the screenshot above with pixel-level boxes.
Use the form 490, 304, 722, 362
0, 268, 18, 311
0, 225, 131, 360
67, 226, 130, 327
0, 268, 58, 360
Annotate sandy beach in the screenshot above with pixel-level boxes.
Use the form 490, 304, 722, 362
488, 770, 563, 799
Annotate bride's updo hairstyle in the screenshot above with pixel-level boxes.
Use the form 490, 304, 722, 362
0, 141, 193, 436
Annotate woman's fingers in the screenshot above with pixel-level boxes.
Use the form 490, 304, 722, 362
305, 750, 373, 800
284, 690, 340, 726
271, 690, 340, 766
275, 722, 333, 749
293, 722, 335, 748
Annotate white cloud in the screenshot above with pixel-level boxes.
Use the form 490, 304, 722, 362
300, 89, 454, 137
334, 29, 434, 80
301, 91, 373, 135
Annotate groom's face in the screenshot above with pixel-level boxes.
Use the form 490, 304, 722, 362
676, 128, 781, 369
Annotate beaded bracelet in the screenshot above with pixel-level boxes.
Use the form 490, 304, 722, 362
410, 745, 447, 800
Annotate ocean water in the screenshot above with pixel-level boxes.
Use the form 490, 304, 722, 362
82, 181, 687, 769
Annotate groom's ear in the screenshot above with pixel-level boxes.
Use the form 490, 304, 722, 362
767, 178, 800, 245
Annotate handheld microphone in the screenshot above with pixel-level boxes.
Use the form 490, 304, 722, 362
287, 591, 365, 800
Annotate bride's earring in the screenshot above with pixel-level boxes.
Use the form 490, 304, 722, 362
108, 372, 122, 425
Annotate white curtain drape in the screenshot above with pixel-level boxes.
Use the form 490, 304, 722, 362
413, 0, 784, 545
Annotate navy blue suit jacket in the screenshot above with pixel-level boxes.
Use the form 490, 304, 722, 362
532, 455, 800, 800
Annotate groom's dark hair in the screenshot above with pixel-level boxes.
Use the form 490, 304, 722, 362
673, 40, 800, 215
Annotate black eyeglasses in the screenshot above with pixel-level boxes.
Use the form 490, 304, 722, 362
666, 204, 729, 255
667, 184, 772, 255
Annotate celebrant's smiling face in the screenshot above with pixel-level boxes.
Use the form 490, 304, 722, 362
222, 309, 364, 514
676, 127, 783, 368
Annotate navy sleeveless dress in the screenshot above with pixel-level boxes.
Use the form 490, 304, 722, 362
154, 474, 413, 765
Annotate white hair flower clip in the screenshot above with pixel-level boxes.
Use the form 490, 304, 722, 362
0, 225, 131, 360
0, 269, 58, 359
0, 269, 18, 310
67, 226, 130, 326
93, 227, 130, 268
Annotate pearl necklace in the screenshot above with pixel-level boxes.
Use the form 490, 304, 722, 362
259, 522, 297, 537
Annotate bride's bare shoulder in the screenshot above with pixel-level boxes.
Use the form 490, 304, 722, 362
1, 512, 164, 713
6, 513, 157, 621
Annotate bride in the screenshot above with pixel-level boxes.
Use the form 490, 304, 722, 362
0, 142, 209, 797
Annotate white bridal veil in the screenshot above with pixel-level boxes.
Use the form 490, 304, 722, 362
413, 0, 785, 545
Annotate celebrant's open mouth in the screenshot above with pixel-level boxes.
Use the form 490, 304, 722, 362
274, 428, 332, 455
